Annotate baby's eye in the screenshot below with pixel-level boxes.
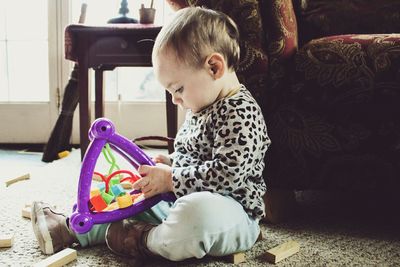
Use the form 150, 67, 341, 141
175, 86, 184, 94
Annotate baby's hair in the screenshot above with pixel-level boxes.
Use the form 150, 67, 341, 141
152, 7, 240, 71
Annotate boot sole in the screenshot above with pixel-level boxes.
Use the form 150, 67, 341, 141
31, 201, 54, 254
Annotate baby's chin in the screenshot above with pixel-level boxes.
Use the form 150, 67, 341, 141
182, 103, 208, 113
178, 104, 188, 111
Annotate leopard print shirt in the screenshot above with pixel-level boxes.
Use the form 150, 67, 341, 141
171, 85, 270, 220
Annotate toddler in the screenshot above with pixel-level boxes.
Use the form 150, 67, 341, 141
32, 7, 270, 262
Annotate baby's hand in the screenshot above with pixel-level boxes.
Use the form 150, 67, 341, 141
153, 154, 172, 166
133, 163, 173, 199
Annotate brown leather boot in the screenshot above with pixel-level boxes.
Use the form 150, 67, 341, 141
105, 219, 156, 259
31, 201, 78, 255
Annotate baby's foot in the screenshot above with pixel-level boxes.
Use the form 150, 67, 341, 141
106, 219, 155, 258
31, 201, 78, 254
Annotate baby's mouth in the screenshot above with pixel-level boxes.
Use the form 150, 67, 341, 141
178, 104, 186, 111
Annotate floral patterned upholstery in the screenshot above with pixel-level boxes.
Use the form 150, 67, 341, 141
263, 1, 400, 191
271, 34, 400, 190
293, 0, 400, 46
168, 0, 400, 192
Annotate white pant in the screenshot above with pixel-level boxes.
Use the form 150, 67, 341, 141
147, 191, 260, 261
76, 191, 260, 261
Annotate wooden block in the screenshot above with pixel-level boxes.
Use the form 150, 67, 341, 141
0, 234, 14, 248
226, 252, 246, 264
265, 240, 300, 264
22, 206, 31, 219
26, 203, 56, 209
103, 201, 119, 211
120, 181, 133, 189
5, 173, 30, 187
92, 173, 103, 182
133, 193, 145, 203
18, 149, 42, 155
33, 248, 77, 267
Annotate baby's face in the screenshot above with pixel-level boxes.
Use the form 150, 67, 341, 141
153, 49, 221, 113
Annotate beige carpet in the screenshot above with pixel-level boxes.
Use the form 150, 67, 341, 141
1, 148, 399, 266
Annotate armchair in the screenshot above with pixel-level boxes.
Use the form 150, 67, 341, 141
168, 0, 400, 221
262, 0, 400, 192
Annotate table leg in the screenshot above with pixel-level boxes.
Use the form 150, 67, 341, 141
78, 59, 90, 160
95, 69, 104, 118
165, 91, 177, 154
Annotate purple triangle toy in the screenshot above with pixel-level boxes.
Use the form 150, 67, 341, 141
70, 117, 175, 234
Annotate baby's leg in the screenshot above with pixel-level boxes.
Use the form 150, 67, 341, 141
77, 200, 172, 247
147, 191, 260, 261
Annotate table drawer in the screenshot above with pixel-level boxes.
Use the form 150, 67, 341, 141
94, 35, 155, 55
89, 35, 156, 66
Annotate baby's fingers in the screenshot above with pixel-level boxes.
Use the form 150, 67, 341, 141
138, 165, 151, 177
153, 155, 165, 164
142, 184, 161, 199
153, 154, 171, 165
133, 177, 149, 191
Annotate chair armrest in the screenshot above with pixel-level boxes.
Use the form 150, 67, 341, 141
262, 0, 298, 60
260, 0, 298, 90
266, 33, 400, 191
294, 0, 400, 45
294, 34, 400, 111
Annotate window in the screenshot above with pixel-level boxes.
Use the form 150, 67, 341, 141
0, 0, 181, 144
0, 0, 49, 102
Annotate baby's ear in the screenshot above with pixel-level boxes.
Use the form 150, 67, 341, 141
205, 53, 225, 79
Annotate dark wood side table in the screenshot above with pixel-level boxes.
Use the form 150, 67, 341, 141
65, 24, 177, 159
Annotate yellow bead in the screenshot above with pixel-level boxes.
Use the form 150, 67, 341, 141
117, 193, 133, 208
90, 188, 101, 198
58, 150, 70, 159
